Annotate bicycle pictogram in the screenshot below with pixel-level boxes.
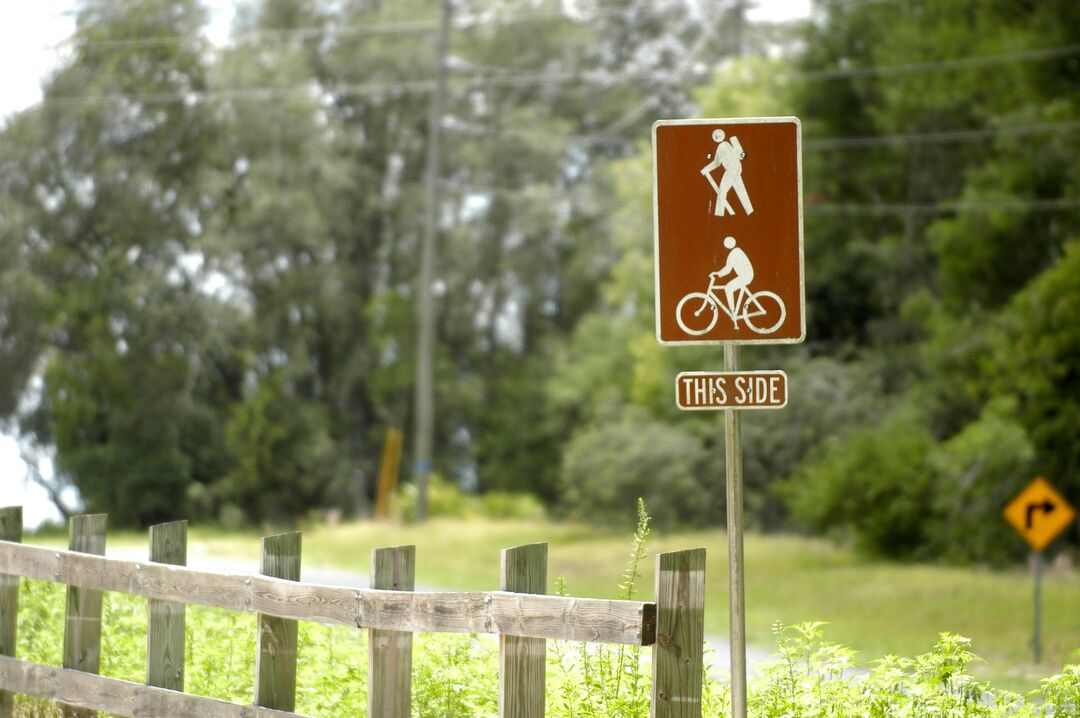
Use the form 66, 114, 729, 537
675, 236, 786, 336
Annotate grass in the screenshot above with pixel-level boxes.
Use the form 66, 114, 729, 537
28, 517, 1080, 690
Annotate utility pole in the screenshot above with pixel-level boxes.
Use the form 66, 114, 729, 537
413, 0, 452, 522
732, 0, 746, 58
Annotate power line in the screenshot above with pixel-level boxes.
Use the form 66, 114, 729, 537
47, 8, 630, 52
34, 69, 677, 109
35, 61, 715, 108
444, 116, 1080, 152
788, 42, 1080, 81
806, 197, 1080, 215
39, 79, 438, 108
442, 179, 1080, 218
51, 3, 1080, 87
35, 36, 1080, 110
34, 72, 1080, 161
805, 119, 1080, 150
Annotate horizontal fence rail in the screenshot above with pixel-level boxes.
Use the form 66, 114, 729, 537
0, 655, 306, 718
0, 541, 655, 645
0, 508, 705, 718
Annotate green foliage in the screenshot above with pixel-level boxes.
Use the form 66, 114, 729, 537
397, 473, 546, 522
786, 406, 937, 557
788, 397, 1042, 562
221, 371, 340, 525
549, 498, 653, 716
11, 512, 1080, 717
772, 0, 1080, 562
412, 633, 498, 716
985, 242, 1080, 520
560, 409, 712, 529
925, 401, 1037, 563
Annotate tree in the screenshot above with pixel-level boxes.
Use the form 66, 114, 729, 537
0, 0, 221, 525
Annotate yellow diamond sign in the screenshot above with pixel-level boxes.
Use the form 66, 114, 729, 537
1003, 477, 1076, 551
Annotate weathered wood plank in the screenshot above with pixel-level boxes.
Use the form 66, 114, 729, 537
147, 520, 187, 692
499, 543, 547, 718
0, 507, 21, 718
650, 549, 705, 718
63, 514, 107, 718
255, 532, 301, 712
368, 545, 415, 718
0, 654, 307, 718
0, 541, 654, 644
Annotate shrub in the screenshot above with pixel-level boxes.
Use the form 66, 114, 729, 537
751, 622, 1080, 717
397, 473, 546, 521
784, 405, 936, 557
560, 408, 712, 528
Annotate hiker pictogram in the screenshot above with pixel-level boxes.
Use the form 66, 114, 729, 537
700, 129, 753, 217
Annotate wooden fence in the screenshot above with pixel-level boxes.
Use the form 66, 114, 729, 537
0, 506, 705, 718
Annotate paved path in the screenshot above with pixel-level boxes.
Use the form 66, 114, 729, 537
109, 547, 776, 678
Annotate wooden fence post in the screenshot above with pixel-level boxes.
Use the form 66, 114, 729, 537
146, 520, 187, 692
368, 545, 415, 718
255, 531, 301, 712
650, 548, 705, 718
498, 542, 547, 718
63, 514, 107, 718
0, 506, 22, 718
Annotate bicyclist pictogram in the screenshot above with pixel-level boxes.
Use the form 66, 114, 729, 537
675, 236, 786, 336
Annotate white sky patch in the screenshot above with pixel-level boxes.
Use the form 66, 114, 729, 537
0, 2, 75, 122
0, 1, 237, 123
0, 436, 65, 531
746, 0, 812, 24
205, 4, 236, 47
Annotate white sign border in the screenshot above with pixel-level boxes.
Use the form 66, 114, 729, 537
675, 370, 789, 411
652, 116, 806, 346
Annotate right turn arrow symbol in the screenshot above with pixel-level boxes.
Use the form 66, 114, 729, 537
1026, 499, 1056, 529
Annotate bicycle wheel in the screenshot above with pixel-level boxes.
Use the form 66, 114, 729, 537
676, 292, 720, 336
744, 291, 786, 334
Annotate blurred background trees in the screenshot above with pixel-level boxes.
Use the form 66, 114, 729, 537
1, 0, 1077, 563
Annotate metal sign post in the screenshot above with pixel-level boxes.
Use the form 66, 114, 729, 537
723, 344, 747, 716
1003, 476, 1076, 665
652, 117, 805, 718
1032, 550, 1042, 664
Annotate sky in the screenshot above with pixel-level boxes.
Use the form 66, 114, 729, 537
0, 0, 811, 528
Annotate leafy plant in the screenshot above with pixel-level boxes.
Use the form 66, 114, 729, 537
10, 510, 1080, 717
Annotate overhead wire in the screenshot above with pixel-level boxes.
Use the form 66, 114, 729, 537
444, 116, 1080, 153
806, 198, 1080, 214
787, 42, 1080, 81
34, 36, 1080, 112
26, 5, 1080, 218
443, 179, 1080, 217
46, 8, 631, 51
804, 119, 1080, 150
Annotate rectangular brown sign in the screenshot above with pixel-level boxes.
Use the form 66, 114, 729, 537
653, 117, 804, 345
676, 371, 788, 411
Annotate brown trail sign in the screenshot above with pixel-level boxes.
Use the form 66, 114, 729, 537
652, 117, 804, 345
653, 116, 805, 718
